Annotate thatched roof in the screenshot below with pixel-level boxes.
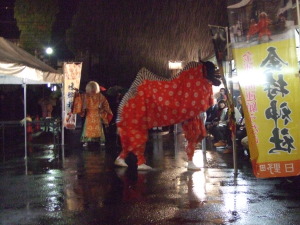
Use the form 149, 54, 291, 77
69, 0, 228, 87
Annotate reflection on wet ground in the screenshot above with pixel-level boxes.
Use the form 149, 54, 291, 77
1, 132, 300, 225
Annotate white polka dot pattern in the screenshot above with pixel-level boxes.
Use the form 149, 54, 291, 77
116, 61, 214, 156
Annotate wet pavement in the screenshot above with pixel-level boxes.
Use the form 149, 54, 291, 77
1, 130, 300, 225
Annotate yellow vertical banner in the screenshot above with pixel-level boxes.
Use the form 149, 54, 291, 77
233, 33, 300, 178
227, 0, 300, 177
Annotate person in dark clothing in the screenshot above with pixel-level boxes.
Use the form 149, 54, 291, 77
205, 102, 219, 130
216, 88, 228, 102
206, 100, 228, 146
235, 96, 247, 151
106, 91, 124, 149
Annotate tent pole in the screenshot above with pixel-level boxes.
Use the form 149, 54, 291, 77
61, 78, 65, 162
229, 61, 238, 177
297, 0, 300, 30
23, 82, 27, 160
226, 26, 238, 177
198, 49, 207, 155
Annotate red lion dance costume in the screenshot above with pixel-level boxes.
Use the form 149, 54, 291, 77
114, 61, 220, 170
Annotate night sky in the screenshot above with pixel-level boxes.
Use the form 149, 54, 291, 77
51, 0, 78, 60
0, 0, 228, 87
0, 0, 19, 39
0, 0, 77, 60
0, 0, 228, 118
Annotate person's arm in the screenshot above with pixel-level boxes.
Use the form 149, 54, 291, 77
234, 107, 242, 123
219, 108, 228, 126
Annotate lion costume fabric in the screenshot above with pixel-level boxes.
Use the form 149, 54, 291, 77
116, 61, 219, 166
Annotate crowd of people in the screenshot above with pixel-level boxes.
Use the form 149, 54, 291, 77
205, 88, 248, 157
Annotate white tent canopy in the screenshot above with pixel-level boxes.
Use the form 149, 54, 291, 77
0, 37, 62, 84
227, 0, 251, 9
0, 37, 63, 160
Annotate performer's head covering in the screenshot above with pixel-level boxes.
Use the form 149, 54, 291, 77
202, 61, 221, 86
86, 81, 100, 94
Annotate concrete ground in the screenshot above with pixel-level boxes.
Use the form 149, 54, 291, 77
1, 130, 300, 225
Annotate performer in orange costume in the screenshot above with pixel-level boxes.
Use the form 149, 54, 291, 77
73, 81, 113, 146
257, 12, 272, 43
246, 19, 258, 43
114, 61, 220, 170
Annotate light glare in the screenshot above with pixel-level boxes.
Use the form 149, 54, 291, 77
169, 61, 182, 70
46, 47, 53, 55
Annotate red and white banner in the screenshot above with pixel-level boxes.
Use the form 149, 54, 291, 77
63, 62, 82, 129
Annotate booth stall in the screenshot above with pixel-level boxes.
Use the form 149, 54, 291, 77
0, 37, 63, 159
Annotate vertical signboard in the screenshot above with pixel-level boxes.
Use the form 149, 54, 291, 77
63, 62, 82, 129
227, 0, 300, 178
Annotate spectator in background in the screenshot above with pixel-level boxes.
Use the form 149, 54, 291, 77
209, 99, 242, 153
38, 96, 57, 118
246, 18, 258, 43
205, 98, 218, 132
216, 87, 228, 102
20, 113, 33, 152
236, 96, 243, 116
236, 96, 247, 150
231, 20, 242, 42
241, 136, 248, 151
207, 100, 228, 147
276, 13, 287, 32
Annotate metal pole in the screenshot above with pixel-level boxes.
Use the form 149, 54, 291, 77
226, 25, 238, 175
25, 157, 28, 175
201, 112, 207, 153
198, 48, 207, 154
61, 82, 64, 146
23, 82, 27, 160
225, 66, 238, 177
226, 26, 238, 177
297, 0, 300, 30
226, 27, 230, 62
211, 25, 238, 176
1, 123, 5, 161
229, 61, 238, 177
61, 77, 65, 162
